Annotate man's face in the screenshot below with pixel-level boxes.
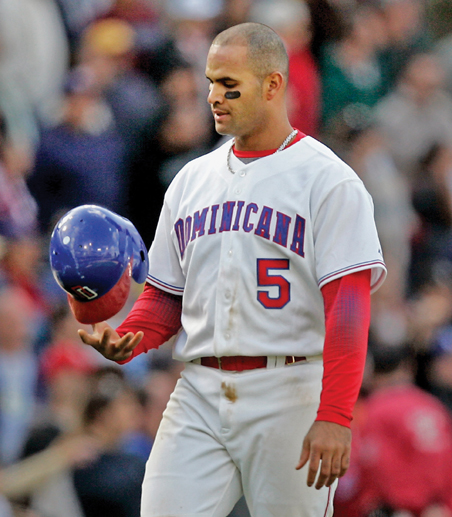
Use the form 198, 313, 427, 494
205, 43, 267, 138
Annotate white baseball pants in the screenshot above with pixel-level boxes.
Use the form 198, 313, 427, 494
141, 359, 336, 517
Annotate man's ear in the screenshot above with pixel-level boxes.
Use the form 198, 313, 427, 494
264, 72, 284, 100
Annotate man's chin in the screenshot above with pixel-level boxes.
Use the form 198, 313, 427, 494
214, 122, 233, 136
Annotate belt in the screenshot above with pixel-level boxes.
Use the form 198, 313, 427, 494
191, 355, 321, 372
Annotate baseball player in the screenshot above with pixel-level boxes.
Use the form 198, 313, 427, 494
79, 22, 386, 517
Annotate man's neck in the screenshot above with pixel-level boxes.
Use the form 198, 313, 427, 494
233, 120, 294, 152
233, 130, 304, 159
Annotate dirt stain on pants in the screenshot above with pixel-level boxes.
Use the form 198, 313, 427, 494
221, 381, 238, 403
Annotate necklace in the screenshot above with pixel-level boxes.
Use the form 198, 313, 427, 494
226, 128, 298, 175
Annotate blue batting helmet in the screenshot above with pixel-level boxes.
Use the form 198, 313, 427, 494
49, 205, 149, 324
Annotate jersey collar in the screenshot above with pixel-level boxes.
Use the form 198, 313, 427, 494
233, 130, 305, 158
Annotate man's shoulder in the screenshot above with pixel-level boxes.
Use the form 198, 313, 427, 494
300, 136, 345, 164
296, 136, 360, 183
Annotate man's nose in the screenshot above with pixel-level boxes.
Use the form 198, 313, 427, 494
207, 84, 223, 105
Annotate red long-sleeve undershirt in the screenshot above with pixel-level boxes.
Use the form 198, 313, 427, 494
115, 285, 183, 364
316, 268, 371, 427
116, 269, 371, 427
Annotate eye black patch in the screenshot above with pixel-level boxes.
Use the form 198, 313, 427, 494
225, 91, 241, 99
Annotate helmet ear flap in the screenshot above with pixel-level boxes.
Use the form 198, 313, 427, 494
127, 224, 149, 284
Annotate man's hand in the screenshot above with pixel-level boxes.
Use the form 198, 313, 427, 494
296, 420, 351, 489
78, 322, 143, 362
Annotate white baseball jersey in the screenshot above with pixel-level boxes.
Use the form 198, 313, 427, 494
146, 136, 386, 361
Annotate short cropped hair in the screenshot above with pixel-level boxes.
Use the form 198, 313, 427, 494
212, 22, 289, 83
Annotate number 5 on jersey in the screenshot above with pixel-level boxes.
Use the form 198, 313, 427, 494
257, 259, 290, 309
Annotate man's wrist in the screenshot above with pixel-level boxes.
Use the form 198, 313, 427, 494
315, 411, 351, 428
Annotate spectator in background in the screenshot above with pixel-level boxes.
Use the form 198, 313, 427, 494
0, 0, 69, 147
379, 0, 431, 90
319, 2, 389, 136
121, 363, 183, 461
163, 0, 224, 83
374, 52, 452, 178
0, 228, 51, 346
2, 434, 96, 517
15, 367, 144, 517
0, 41, 51, 354
333, 344, 452, 517
250, 0, 321, 137
72, 368, 145, 517
427, 316, 452, 414
141, 367, 183, 445
133, 22, 189, 90
348, 345, 452, 516
54, 0, 116, 55
23, 304, 99, 458
76, 17, 164, 148
101, 0, 158, 26
220, 0, 253, 29
120, 388, 154, 462
127, 60, 214, 247
409, 144, 452, 295
27, 65, 128, 235
0, 111, 38, 240
154, 62, 214, 189
343, 119, 415, 347
405, 279, 452, 391
306, 0, 346, 62
0, 285, 39, 466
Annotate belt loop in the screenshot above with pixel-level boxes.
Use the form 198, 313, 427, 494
266, 356, 277, 369
274, 356, 286, 368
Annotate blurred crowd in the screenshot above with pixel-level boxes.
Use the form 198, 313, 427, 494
2, 0, 452, 516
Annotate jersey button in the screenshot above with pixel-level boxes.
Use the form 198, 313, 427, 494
224, 332, 231, 340
225, 290, 231, 300
235, 189, 241, 195
239, 171, 246, 177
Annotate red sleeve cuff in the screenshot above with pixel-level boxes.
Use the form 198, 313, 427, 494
315, 412, 352, 428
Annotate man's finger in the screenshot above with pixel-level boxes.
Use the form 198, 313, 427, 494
321, 449, 349, 489
78, 329, 99, 347
296, 442, 310, 471
324, 454, 341, 488
315, 454, 332, 489
339, 449, 350, 478
306, 450, 321, 487
110, 332, 143, 359
126, 331, 144, 350
100, 327, 112, 347
115, 332, 137, 351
